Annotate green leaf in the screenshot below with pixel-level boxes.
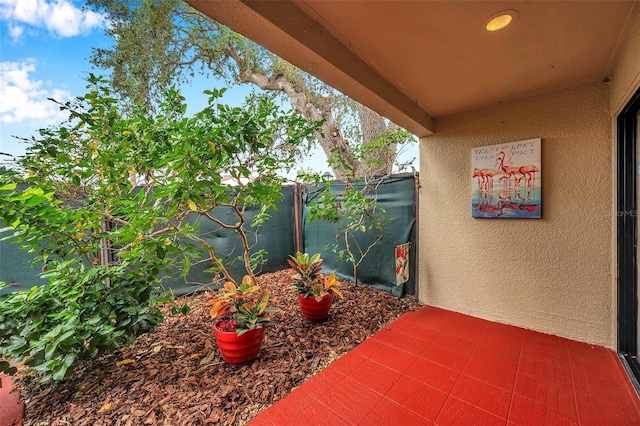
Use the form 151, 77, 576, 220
25, 195, 48, 207
57, 329, 77, 349
156, 246, 165, 260
0, 182, 17, 191
62, 353, 76, 368
52, 365, 69, 381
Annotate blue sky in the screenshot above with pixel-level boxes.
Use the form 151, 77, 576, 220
0, 0, 249, 160
0, 0, 102, 158
0, 0, 416, 175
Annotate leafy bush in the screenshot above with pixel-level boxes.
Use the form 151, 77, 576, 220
0, 75, 318, 382
0, 264, 166, 382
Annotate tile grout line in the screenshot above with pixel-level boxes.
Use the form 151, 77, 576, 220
352, 337, 395, 426
506, 328, 526, 425
429, 315, 457, 424
382, 316, 449, 421
465, 323, 513, 425
448, 321, 517, 423
388, 314, 447, 423
313, 373, 370, 426
306, 367, 353, 423
566, 339, 582, 426
376, 329, 438, 423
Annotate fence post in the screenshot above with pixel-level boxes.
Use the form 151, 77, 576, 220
293, 183, 304, 254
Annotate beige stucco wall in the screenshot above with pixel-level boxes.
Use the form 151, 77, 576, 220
419, 81, 614, 348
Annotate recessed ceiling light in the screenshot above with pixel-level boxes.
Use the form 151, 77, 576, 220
485, 10, 519, 32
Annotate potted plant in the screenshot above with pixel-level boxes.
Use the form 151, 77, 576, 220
285, 252, 344, 321
207, 275, 275, 364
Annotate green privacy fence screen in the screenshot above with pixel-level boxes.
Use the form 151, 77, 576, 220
302, 174, 417, 297
0, 187, 297, 297
0, 223, 45, 295
1, 176, 417, 297
161, 186, 296, 296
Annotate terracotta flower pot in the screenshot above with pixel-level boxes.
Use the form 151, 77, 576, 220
214, 323, 265, 364
298, 292, 334, 321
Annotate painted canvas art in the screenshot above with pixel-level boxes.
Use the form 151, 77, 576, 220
472, 138, 541, 218
395, 243, 410, 286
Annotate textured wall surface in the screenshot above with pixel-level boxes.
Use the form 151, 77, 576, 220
419, 82, 614, 348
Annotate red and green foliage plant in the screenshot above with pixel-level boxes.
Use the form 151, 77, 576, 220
285, 252, 343, 301
206, 275, 275, 335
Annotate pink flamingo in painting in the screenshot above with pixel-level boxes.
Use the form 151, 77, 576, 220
518, 164, 539, 201
475, 168, 499, 193
496, 151, 523, 199
473, 167, 499, 207
472, 168, 489, 208
472, 168, 484, 195
481, 168, 499, 195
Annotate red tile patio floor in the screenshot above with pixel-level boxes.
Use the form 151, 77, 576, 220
0, 373, 23, 426
249, 306, 640, 425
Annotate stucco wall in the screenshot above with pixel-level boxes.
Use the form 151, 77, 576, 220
419, 81, 613, 348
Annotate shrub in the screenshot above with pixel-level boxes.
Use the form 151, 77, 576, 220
0, 75, 318, 382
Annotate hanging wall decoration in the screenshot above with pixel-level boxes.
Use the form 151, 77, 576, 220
471, 138, 541, 218
395, 243, 410, 286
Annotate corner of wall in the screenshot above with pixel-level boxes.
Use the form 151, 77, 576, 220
419, 82, 614, 347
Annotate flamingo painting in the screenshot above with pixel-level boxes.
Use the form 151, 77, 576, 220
471, 139, 541, 218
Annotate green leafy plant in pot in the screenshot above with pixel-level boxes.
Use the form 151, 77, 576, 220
285, 252, 344, 321
207, 275, 275, 364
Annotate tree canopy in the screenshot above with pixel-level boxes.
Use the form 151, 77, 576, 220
86, 0, 414, 179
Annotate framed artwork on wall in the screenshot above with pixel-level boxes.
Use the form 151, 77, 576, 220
472, 138, 541, 218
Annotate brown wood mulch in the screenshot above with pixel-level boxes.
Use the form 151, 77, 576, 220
17, 269, 422, 426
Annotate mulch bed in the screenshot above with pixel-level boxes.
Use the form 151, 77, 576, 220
18, 269, 421, 425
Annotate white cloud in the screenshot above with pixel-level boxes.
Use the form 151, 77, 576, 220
0, 60, 70, 124
0, 0, 106, 39
7, 22, 22, 41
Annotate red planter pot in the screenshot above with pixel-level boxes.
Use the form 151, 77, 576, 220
214, 324, 265, 364
298, 292, 334, 321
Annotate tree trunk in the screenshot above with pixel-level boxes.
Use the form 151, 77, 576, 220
358, 103, 387, 144
357, 103, 397, 177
